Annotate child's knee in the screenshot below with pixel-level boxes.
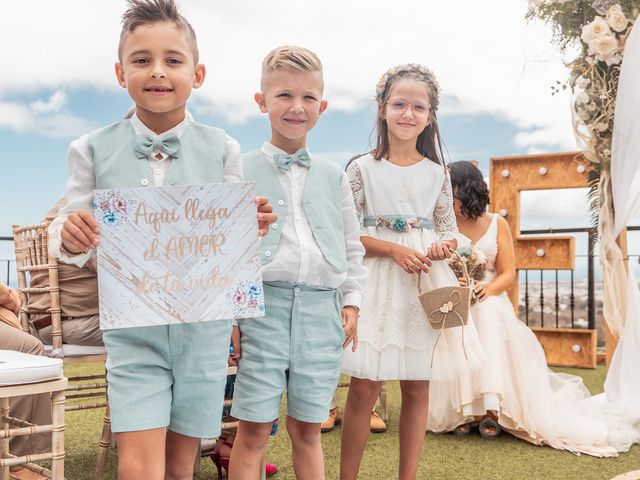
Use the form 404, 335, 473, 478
349, 379, 382, 405
118, 457, 162, 480
236, 422, 272, 451
287, 418, 321, 447
164, 459, 195, 480
400, 380, 429, 402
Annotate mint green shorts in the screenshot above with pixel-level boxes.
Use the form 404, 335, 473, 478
104, 320, 232, 437
231, 282, 345, 423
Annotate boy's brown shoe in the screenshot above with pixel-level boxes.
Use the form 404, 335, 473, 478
370, 410, 387, 433
10, 467, 48, 480
320, 407, 341, 432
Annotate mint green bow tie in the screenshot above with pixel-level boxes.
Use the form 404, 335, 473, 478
273, 148, 311, 171
134, 133, 181, 160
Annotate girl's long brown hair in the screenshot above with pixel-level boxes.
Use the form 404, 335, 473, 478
372, 68, 446, 167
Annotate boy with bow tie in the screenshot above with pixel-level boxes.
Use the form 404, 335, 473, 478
48, 1, 275, 478
228, 46, 367, 479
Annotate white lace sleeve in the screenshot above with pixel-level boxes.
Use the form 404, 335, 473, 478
346, 161, 365, 225
433, 171, 470, 247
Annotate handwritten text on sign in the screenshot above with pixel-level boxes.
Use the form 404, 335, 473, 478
94, 183, 264, 330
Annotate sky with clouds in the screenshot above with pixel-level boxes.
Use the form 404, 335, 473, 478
3, 0, 632, 268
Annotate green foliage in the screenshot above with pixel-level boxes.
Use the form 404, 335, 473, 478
527, 1, 639, 222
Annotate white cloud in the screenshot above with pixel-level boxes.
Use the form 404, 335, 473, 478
520, 188, 592, 228
514, 121, 577, 150
1, 0, 579, 149
30, 91, 66, 114
0, 102, 31, 131
0, 95, 94, 138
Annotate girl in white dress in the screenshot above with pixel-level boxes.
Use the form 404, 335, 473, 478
340, 65, 483, 480
427, 161, 640, 457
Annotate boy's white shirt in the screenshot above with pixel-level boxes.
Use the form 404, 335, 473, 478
260, 142, 366, 310
49, 113, 242, 267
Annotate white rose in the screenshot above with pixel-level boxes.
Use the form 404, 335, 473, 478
596, 122, 609, 132
605, 53, 623, 66
589, 34, 619, 61
606, 4, 628, 32
581, 16, 611, 44
575, 75, 591, 89
575, 92, 589, 105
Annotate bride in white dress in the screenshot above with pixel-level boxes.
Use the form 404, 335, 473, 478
427, 161, 640, 457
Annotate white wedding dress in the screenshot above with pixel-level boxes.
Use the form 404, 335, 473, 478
427, 214, 640, 457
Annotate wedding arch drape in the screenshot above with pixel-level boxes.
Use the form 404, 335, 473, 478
602, 20, 640, 415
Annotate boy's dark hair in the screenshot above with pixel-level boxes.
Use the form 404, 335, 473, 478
449, 161, 489, 220
118, 0, 199, 63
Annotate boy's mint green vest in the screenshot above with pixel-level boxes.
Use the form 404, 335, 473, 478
243, 150, 347, 273
88, 119, 228, 188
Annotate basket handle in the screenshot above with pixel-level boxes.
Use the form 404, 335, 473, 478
418, 250, 470, 294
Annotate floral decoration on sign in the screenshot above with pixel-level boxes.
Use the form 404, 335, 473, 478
527, 1, 638, 221
226, 280, 265, 317
94, 191, 136, 227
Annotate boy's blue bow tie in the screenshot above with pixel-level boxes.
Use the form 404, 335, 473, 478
134, 133, 181, 160
273, 148, 311, 171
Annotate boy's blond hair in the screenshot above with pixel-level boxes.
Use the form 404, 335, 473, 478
118, 0, 199, 63
260, 46, 323, 90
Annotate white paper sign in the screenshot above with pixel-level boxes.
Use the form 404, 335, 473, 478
94, 182, 264, 330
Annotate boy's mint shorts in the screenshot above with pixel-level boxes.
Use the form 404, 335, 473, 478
103, 320, 232, 437
231, 282, 345, 423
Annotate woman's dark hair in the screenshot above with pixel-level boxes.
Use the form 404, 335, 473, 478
449, 161, 489, 220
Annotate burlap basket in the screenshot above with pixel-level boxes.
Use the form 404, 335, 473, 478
417, 251, 471, 330
417, 251, 472, 367
418, 284, 471, 330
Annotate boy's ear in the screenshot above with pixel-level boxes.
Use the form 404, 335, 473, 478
319, 99, 328, 116
254, 92, 267, 113
115, 63, 126, 88
192, 64, 206, 89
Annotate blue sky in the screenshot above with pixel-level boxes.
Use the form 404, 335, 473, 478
0, 0, 610, 267
1, 88, 562, 233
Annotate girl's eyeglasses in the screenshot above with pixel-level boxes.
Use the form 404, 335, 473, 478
386, 99, 431, 117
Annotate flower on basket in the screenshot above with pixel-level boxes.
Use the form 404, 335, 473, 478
448, 247, 487, 305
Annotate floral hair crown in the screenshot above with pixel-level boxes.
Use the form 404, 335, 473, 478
375, 63, 441, 112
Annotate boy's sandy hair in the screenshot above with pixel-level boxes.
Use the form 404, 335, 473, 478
118, 0, 199, 63
261, 46, 323, 90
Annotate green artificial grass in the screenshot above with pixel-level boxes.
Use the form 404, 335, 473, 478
61, 363, 639, 480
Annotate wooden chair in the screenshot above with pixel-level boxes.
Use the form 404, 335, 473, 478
0, 351, 67, 480
12, 222, 112, 480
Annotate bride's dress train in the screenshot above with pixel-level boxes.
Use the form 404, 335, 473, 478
427, 214, 640, 457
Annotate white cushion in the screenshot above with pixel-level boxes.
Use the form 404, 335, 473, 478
43, 344, 107, 357
0, 350, 63, 386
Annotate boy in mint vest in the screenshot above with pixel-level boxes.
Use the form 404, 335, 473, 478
48, 1, 275, 478
228, 46, 367, 479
